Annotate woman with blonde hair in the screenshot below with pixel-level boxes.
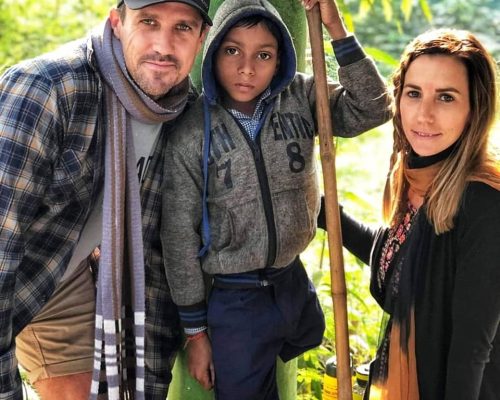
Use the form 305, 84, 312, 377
334, 29, 500, 399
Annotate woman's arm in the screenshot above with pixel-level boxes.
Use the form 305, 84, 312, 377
318, 197, 379, 265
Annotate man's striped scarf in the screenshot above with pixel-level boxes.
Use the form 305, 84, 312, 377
90, 20, 188, 399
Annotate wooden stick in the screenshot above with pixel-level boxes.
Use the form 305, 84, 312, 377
306, 5, 353, 400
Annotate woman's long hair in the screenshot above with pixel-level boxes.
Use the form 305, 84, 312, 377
384, 29, 500, 233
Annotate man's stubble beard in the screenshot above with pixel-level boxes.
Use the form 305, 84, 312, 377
134, 69, 179, 100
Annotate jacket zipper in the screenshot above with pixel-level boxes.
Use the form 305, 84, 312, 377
232, 115, 277, 267
253, 135, 277, 266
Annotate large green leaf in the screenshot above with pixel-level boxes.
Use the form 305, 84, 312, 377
419, 0, 433, 22
364, 47, 399, 67
401, 0, 413, 21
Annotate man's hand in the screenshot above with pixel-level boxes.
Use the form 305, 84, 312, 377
186, 333, 215, 390
300, 0, 348, 40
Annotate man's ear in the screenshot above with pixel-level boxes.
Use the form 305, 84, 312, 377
109, 8, 122, 39
201, 26, 210, 43
197, 26, 210, 54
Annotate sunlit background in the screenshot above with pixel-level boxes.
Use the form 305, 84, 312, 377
1, 0, 498, 398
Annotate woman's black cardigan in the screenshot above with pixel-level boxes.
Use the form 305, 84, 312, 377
320, 182, 500, 399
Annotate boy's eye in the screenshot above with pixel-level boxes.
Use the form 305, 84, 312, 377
258, 52, 272, 61
225, 47, 239, 56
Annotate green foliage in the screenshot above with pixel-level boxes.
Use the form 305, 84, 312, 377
297, 125, 391, 400
0, 0, 112, 74
352, 0, 500, 76
351, 0, 431, 24
429, 0, 500, 56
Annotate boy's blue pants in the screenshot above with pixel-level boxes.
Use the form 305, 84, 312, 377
208, 257, 325, 400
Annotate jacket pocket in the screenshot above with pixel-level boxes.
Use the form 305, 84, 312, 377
273, 185, 318, 266
205, 197, 268, 274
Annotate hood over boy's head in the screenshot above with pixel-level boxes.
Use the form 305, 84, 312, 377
201, 0, 296, 103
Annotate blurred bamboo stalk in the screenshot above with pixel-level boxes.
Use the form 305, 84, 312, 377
306, 5, 353, 400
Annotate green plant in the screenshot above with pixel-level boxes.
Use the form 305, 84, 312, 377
0, 0, 112, 74
297, 39, 393, 398
297, 124, 390, 399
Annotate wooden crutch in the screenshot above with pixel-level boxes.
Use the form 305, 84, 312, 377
306, 4, 353, 400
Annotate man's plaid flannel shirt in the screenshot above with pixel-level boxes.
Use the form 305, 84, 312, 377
0, 38, 183, 399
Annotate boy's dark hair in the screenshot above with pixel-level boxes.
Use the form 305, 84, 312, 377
232, 15, 282, 51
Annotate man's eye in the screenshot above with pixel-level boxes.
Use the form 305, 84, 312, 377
141, 19, 156, 26
177, 24, 192, 31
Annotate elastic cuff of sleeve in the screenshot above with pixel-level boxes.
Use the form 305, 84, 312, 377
183, 330, 207, 349
184, 326, 208, 335
177, 301, 208, 328
331, 35, 366, 67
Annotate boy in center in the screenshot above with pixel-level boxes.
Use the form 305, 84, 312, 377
161, 0, 391, 398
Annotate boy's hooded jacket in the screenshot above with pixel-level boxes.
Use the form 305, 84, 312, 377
161, 0, 390, 325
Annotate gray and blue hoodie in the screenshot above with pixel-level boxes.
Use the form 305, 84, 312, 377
161, 0, 391, 329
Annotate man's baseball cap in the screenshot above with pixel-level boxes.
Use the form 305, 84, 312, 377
117, 0, 212, 25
